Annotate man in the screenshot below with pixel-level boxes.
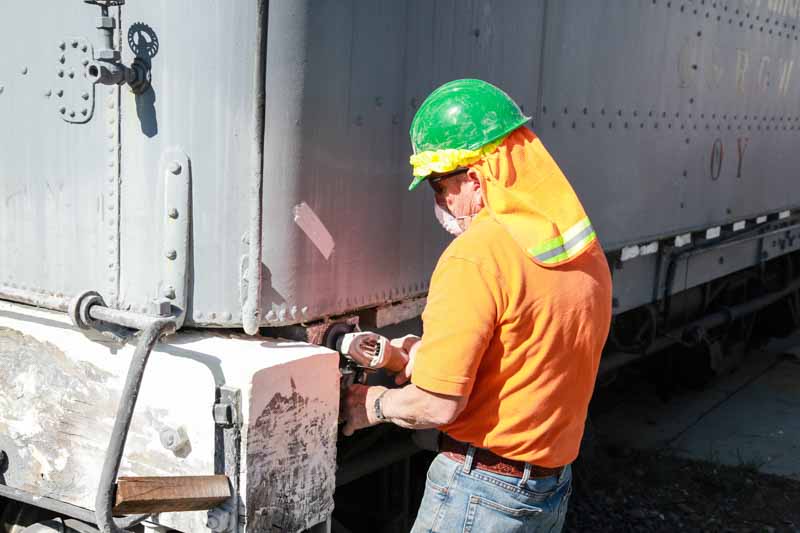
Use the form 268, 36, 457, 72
342, 79, 612, 532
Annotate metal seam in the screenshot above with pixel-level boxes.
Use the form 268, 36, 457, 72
242, 0, 268, 335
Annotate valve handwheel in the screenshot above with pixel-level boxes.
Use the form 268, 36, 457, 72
83, 0, 125, 6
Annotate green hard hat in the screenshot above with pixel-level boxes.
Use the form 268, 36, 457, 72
408, 78, 531, 190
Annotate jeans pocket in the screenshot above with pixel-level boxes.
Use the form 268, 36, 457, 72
411, 459, 454, 533
461, 494, 543, 533
547, 481, 572, 533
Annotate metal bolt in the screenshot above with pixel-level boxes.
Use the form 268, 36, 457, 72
68, 70, 75, 79
58, 41, 66, 50
57, 69, 64, 78
59, 106, 66, 114
71, 40, 79, 48
163, 286, 176, 299
151, 298, 171, 316
82, 59, 90, 67
81, 109, 88, 116
81, 45, 88, 53
0, 86, 4, 95
59, 55, 66, 64
82, 92, 90, 100
206, 515, 221, 531
168, 208, 179, 219
56, 89, 64, 97
44, 89, 52, 98
20, 67, 28, 75
69, 111, 75, 117
213, 403, 233, 426
168, 161, 182, 175
165, 249, 177, 260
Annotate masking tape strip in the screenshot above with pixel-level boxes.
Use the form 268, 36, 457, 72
674, 233, 692, 248
293, 202, 335, 260
620, 245, 640, 261
639, 241, 659, 256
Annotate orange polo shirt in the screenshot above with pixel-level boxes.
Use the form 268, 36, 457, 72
411, 211, 612, 467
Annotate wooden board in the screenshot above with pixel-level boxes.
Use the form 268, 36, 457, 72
113, 475, 230, 514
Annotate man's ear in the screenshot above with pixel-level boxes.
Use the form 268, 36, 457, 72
466, 168, 482, 191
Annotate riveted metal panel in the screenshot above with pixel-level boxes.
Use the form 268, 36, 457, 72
259, 0, 545, 325
0, 2, 121, 306
118, 1, 260, 324
6, 0, 800, 328
537, 0, 800, 251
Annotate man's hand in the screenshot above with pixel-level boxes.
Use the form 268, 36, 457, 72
341, 384, 387, 436
392, 336, 422, 385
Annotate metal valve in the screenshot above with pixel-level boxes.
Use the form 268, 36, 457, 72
83, 0, 150, 94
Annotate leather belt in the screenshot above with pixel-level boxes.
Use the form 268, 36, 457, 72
439, 433, 564, 479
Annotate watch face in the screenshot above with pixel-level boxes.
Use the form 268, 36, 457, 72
374, 392, 387, 421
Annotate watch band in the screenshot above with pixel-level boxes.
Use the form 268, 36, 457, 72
374, 389, 390, 422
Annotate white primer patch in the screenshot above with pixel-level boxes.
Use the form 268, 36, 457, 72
674, 233, 692, 248
706, 226, 721, 239
620, 245, 640, 261
779, 210, 791, 219
639, 241, 659, 256
293, 202, 335, 260
756, 216, 768, 224
733, 221, 746, 231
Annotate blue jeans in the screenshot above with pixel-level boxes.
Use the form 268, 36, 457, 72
411, 448, 572, 533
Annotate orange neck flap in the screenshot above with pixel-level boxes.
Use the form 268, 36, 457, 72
470, 127, 597, 267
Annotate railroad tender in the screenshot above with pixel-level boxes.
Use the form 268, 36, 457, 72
2, 1, 800, 531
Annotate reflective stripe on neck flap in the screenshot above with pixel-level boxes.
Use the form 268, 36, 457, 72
527, 217, 597, 265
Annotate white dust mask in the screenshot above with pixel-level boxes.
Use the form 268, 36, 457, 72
434, 200, 475, 236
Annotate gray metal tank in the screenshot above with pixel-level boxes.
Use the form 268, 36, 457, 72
3, 0, 800, 335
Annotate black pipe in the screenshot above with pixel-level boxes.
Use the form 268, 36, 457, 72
94, 318, 176, 533
601, 276, 800, 375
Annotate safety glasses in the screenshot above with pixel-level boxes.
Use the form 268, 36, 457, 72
427, 168, 467, 195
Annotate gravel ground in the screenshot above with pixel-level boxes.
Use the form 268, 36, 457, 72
565, 444, 800, 533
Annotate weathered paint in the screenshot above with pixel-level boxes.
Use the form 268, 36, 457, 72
0, 301, 338, 532
246, 360, 338, 531
4, 1, 800, 329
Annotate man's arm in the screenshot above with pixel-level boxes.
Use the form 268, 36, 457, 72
341, 383, 467, 436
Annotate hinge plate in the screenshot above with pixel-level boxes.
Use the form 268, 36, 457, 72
159, 150, 191, 329
209, 386, 242, 533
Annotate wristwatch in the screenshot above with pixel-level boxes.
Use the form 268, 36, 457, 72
374, 389, 390, 422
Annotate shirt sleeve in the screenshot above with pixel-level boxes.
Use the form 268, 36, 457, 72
411, 256, 502, 397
